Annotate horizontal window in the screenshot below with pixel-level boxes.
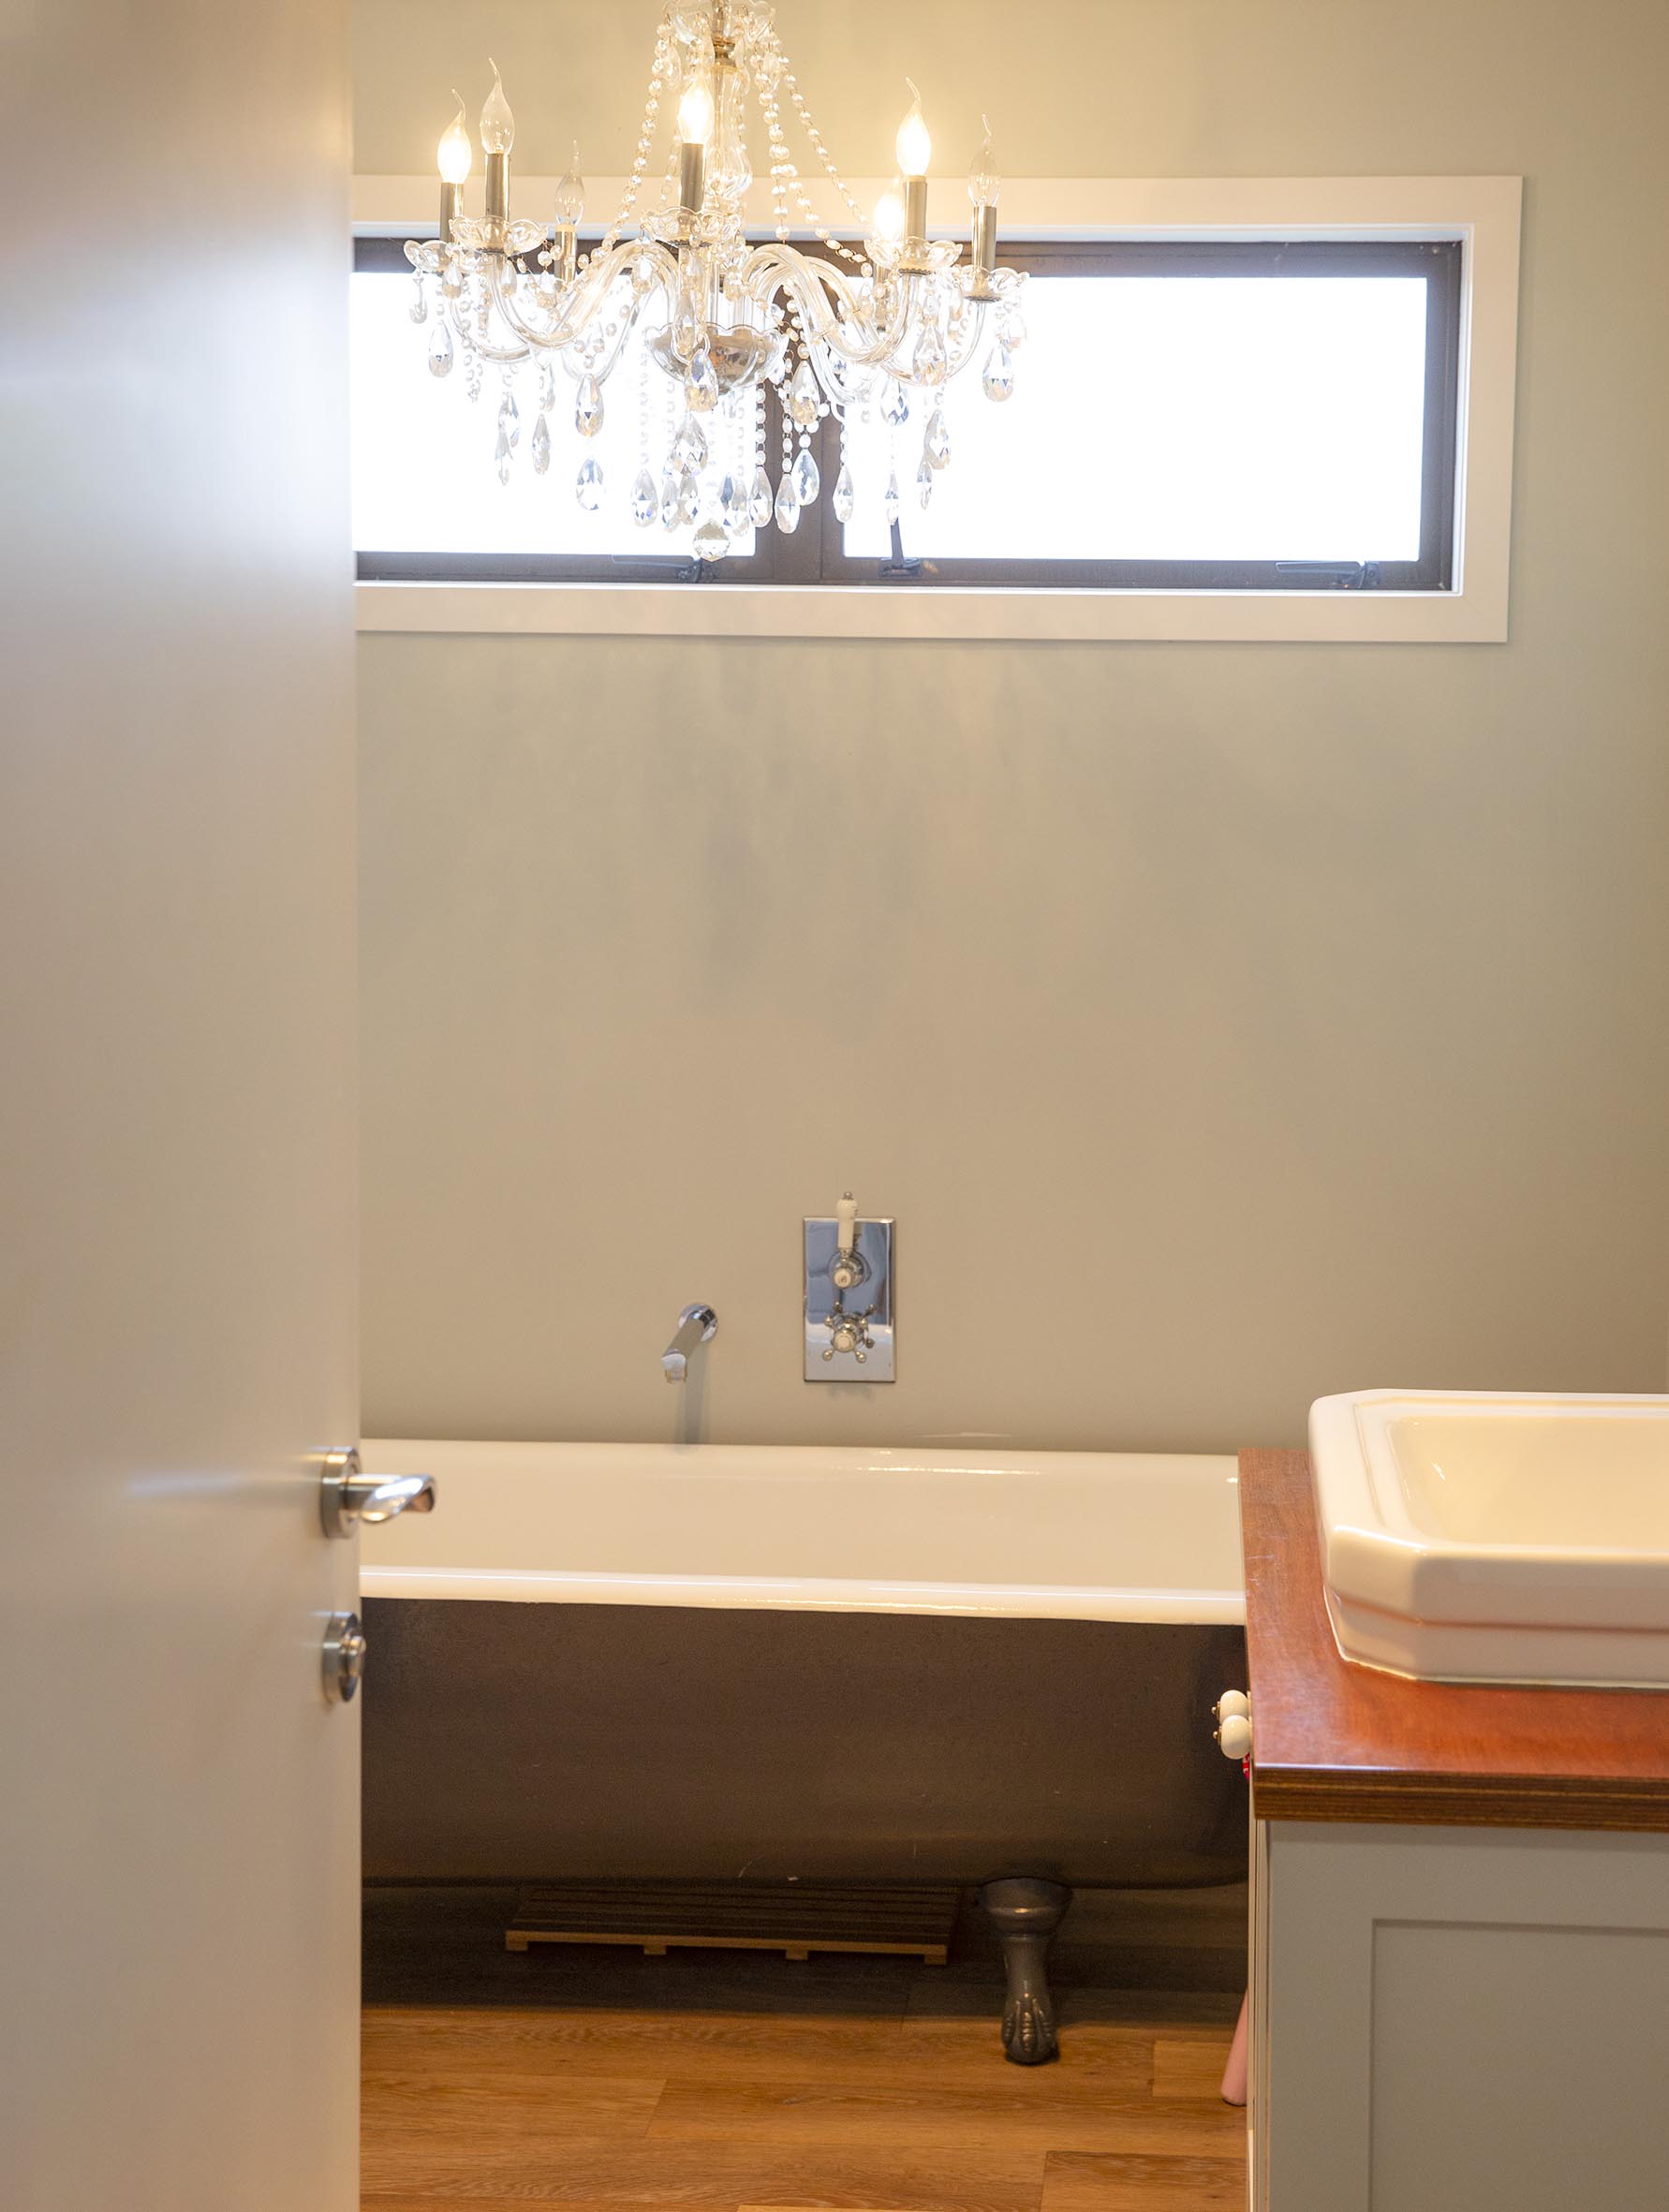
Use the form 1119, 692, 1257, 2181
353, 237, 1461, 593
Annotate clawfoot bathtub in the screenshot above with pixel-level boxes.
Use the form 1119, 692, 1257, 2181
361, 1439, 1247, 2062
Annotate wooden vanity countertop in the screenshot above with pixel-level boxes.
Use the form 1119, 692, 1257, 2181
1238, 1448, 1669, 1832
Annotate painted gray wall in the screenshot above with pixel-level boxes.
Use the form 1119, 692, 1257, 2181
356, 0, 1669, 1450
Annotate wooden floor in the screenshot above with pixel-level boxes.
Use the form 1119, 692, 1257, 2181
363, 1886, 1248, 2212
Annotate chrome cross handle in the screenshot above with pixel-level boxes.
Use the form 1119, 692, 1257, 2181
822, 1306, 876, 1363
319, 1447, 437, 1539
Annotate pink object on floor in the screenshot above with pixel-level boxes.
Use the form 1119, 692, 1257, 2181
1219, 1991, 1248, 2105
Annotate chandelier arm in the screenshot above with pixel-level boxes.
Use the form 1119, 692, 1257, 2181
740, 247, 917, 371
446, 282, 531, 367
561, 302, 642, 387
805, 343, 873, 413
483, 245, 642, 355
940, 299, 992, 382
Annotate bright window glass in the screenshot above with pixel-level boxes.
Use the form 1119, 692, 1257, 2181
843, 274, 1429, 563
351, 269, 757, 558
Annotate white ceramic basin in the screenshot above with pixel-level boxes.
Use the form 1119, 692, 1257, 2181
1308, 1391, 1669, 1688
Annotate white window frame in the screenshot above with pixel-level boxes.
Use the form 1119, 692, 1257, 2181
352, 172, 1521, 645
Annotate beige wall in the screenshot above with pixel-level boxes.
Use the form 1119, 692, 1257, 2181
355, 0, 1669, 1451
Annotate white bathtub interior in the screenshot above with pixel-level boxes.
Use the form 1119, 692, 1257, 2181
359, 1440, 1246, 1623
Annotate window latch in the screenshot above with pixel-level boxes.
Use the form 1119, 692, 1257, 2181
879, 519, 930, 583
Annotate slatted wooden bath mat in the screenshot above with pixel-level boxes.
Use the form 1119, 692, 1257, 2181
505, 1879, 960, 1964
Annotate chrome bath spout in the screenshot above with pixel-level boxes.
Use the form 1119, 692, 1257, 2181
662, 1302, 718, 1382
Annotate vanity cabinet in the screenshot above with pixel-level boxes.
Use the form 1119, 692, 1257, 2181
1238, 1451, 1669, 2212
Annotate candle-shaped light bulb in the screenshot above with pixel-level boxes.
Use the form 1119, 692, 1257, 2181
895, 79, 932, 177
480, 59, 514, 154
967, 114, 999, 208
554, 143, 584, 225
437, 94, 472, 184
678, 76, 716, 146
872, 182, 907, 244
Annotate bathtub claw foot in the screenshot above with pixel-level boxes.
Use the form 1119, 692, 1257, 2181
980, 1877, 1071, 2067
1002, 1987, 1056, 2066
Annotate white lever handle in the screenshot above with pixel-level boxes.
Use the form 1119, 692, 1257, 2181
835, 1191, 857, 1256
832, 1192, 862, 1290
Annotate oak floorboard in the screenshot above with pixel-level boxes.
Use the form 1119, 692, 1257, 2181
362, 2139, 1045, 2209
1148, 2036, 1233, 2102
364, 2005, 1156, 2094
1041, 2150, 1248, 2210
644, 2077, 1245, 2159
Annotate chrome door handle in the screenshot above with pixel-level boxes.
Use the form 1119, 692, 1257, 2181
318, 1447, 437, 1538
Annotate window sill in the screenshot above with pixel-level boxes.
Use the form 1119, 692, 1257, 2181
354, 580, 1506, 645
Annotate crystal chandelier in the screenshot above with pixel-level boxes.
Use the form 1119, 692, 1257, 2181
404, 2, 1027, 562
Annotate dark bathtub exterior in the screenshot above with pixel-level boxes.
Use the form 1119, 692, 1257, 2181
362, 1597, 1248, 1888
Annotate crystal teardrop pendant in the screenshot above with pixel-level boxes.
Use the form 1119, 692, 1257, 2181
687, 343, 719, 413
659, 470, 681, 529
914, 325, 946, 384
884, 468, 901, 526
694, 517, 730, 561
774, 476, 802, 533
925, 408, 952, 468
917, 455, 935, 509
574, 373, 604, 438
531, 412, 552, 475
747, 467, 775, 526
409, 276, 428, 325
539, 360, 556, 413
881, 376, 909, 427
719, 474, 746, 532
787, 361, 820, 429
833, 464, 855, 524
575, 456, 604, 511
982, 343, 1015, 402
428, 320, 453, 377
672, 416, 708, 473
997, 306, 1027, 350
497, 391, 520, 447
495, 426, 512, 486
677, 469, 701, 525
632, 467, 658, 527
791, 448, 820, 507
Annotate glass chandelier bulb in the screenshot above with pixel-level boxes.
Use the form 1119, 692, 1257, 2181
895, 79, 931, 177
480, 60, 514, 154
872, 180, 907, 244
678, 76, 716, 145
436, 94, 472, 184
554, 143, 584, 224
967, 114, 999, 208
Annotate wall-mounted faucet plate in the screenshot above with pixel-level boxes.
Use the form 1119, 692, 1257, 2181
804, 1214, 894, 1382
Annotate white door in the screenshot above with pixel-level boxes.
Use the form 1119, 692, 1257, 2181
0, 5, 359, 2208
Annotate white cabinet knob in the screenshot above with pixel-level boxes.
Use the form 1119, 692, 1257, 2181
1212, 1689, 1252, 1760
1217, 1714, 1253, 1761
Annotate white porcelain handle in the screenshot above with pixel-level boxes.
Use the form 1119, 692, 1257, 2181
832, 1191, 862, 1290
1213, 1689, 1252, 1761
835, 1191, 858, 1256
1217, 1714, 1252, 1760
